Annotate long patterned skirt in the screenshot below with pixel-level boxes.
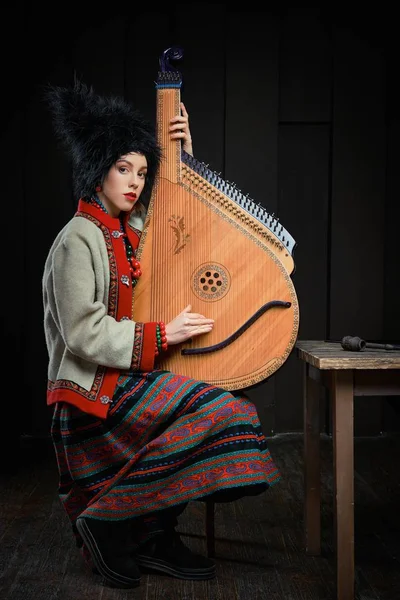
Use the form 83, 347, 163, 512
51, 370, 280, 542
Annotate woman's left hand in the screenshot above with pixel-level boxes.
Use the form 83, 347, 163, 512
169, 102, 193, 156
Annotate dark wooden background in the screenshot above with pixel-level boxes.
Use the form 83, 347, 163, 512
3, 5, 399, 468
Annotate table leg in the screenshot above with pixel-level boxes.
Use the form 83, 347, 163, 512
332, 370, 354, 600
303, 362, 321, 555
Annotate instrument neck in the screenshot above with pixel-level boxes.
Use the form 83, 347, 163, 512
156, 82, 181, 183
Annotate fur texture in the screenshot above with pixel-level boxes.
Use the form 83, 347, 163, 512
45, 80, 161, 203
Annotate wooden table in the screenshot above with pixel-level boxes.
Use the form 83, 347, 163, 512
296, 340, 400, 600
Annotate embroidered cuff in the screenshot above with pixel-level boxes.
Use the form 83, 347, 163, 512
131, 322, 158, 371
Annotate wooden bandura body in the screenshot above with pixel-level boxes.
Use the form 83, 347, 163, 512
132, 48, 299, 391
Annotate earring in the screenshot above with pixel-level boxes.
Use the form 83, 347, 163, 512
95, 185, 102, 192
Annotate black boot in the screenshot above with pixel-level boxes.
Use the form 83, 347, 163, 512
135, 528, 216, 580
76, 517, 141, 588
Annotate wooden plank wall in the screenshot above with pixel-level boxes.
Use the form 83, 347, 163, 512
383, 34, 400, 432
14, 6, 398, 445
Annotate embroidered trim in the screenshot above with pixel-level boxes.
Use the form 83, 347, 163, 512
47, 367, 106, 401
131, 322, 145, 370
127, 222, 142, 239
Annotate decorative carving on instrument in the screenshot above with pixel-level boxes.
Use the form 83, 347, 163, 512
169, 215, 190, 254
192, 263, 230, 301
181, 151, 296, 256
182, 300, 292, 355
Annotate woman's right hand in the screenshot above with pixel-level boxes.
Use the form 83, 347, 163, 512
165, 304, 214, 345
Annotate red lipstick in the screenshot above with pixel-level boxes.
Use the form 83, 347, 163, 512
124, 193, 137, 201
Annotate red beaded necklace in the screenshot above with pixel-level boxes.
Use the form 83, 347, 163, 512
119, 220, 142, 283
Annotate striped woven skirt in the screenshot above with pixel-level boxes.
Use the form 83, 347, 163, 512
51, 370, 280, 536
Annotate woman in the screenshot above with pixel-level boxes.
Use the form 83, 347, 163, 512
43, 80, 281, 589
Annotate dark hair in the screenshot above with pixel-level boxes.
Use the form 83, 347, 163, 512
45, 80, 162, 203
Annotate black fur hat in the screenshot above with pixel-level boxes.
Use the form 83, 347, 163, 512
45, 80, 162, 204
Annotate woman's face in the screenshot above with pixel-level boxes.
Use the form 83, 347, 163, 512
98, 152, 148, 217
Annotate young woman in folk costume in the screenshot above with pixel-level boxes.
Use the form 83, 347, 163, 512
43, 80, 280, 589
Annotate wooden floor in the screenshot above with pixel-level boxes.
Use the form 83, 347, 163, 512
0, 432, 399, 600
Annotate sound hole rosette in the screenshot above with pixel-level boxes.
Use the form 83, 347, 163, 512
192, 263, 231, 302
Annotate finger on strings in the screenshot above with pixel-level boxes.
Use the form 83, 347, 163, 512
189, 316, 214, 324
193, 325, 214, 334
192, 322, 214, 329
